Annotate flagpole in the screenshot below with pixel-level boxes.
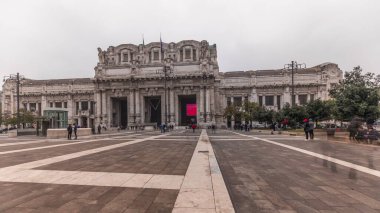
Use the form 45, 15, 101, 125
160, 35, 168, 127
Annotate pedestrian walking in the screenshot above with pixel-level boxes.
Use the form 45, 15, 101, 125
211, 123, 216, 134
160, 123, 164, 133
67, 124, 72, 140
97, 124, 101, 134
191, 124, 196, 133
303, 118, 310, 141
73, 123, 78, 139
309, 119, 314, 140
271, 122, 276, 134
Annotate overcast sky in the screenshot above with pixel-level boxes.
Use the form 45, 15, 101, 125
0, 0, 379, 83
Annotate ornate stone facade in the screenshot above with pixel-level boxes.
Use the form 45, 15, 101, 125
1, 40, 342, 129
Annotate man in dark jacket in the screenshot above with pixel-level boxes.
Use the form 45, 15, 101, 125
97, 124, 101, 134
73, 123, 78, 139
67, 124, 72, 140
303, 119, 310, 141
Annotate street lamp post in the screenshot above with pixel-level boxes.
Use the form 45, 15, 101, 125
284, 61, 306, 106
3, 73, 23, 132
156, 58, 173, 127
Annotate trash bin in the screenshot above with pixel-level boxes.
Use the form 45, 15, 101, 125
326, 124, 336, 136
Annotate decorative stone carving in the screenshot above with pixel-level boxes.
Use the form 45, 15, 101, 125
131, 60, 140, 74
200, 40, 209, 60
200, 58, 209, 73
97, 47, 106, 64
106, 46, 115, 65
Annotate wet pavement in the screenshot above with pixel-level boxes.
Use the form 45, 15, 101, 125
0, 129, 379, 212
210, 130, 380, 213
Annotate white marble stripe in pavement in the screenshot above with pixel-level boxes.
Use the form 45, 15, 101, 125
209, 136, 244, 138
0, 169, 184, 190
150, 138, 196, 141
0, 133, 141, 155
212, 138, 308, 141
0, 139, 55, 147
232, 132, 380, 178
0, 133, 168, 172
211, 138, 254, 141
173, 129, 235, 213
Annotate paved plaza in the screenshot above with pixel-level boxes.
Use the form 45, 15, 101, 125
0, 130, 379, 212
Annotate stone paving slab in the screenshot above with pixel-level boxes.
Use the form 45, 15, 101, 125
0, 140, 131, 168
233, 131, 380, 175
0, 131, 189, 212
36, 140, 197, 175
210, 132, 380, 213
0, 140, 97, 152
0, 182, 178, 212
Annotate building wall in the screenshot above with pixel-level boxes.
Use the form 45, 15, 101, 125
1, 40, 342, 129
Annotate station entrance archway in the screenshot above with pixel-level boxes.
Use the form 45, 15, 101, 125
178, 95, 197, 126
144, 96, 162, 126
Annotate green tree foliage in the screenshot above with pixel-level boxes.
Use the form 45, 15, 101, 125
253, 107, 275, 124
223, 104, 240, 120
1, 109, 36, 127
242, 101, 260, 122
2, 113, 17, 126
305, 99, 335, 126
279, 103, 308, 128
19, 109, 36, 127
329, 66, 380, 123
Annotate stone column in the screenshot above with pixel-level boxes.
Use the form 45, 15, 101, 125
274, 95, 277, 111
107, 96, 112, 128
140, 94, 145, 124
283, 87, 291, 105
169, 89, 175, 123
250, 88, 258, 103
67, 96, 73, 125
102, 91, 107, 119
199, 87, 204, 121
95, 92, 101, 125
230, 97, 234, 128
210, 87, 215, 122
135, 89, 140, 123
10, 91, 14, 114
206, 87, 211, 122
129, 90, 135, 125
262, 95, 266, 107
174, 92, 179, 126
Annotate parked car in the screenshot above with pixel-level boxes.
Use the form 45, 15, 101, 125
254, 123, 266, 128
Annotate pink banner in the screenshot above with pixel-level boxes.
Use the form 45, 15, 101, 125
186, 104, 197, 116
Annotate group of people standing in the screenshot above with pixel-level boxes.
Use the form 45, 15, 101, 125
159, 123, 175, 133
67, 123, 78, 140
303, 118, 315, 140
